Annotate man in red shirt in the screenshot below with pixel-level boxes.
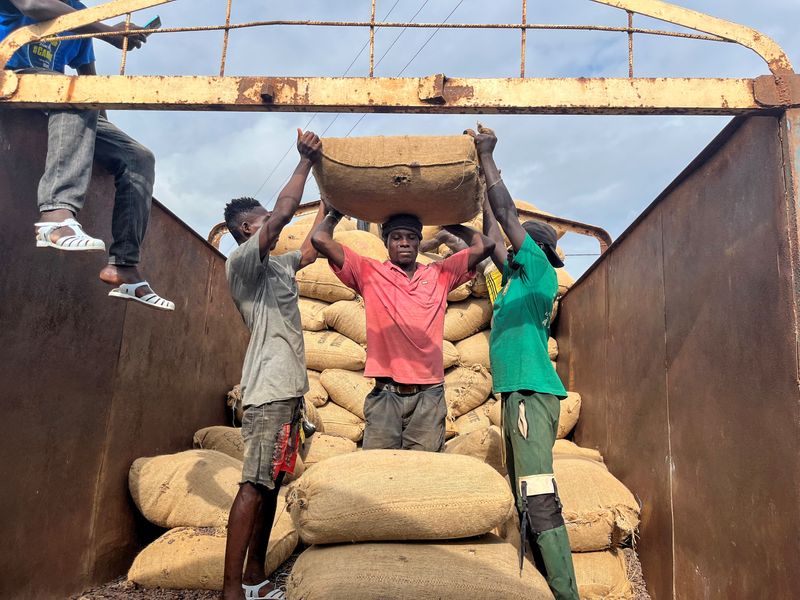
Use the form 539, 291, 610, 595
312, 210, 495, 451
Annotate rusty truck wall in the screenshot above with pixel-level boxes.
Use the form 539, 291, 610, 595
0, 111, 248, 599
555, 112, 800, 599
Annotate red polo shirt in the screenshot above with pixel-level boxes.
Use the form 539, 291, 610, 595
332, 247, 474, 384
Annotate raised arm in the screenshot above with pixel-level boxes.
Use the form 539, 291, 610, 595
441, 224, 496, 271
465, 124, 528, 254
10, 0, 148, 49
311, 204, 346, 269
258, 129, 321, 260
297, 201, 327, 269
482, 193, 508, 269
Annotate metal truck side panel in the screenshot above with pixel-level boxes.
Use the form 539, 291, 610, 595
0, 110, 248, 599
557, 112, 800, 598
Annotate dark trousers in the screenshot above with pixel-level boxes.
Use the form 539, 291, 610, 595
362, 384, 446, 452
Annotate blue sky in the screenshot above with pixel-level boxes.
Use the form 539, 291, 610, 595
88, 0, 800, 276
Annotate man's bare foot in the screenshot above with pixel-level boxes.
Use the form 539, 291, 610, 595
99, 264, 155, 298
222, 583, 246, 600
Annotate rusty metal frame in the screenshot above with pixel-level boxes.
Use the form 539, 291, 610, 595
206, 200, 613, 254
0, 0, 797, 114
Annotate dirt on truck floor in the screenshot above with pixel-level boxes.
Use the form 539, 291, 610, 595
72, 553, 298, 600
75, 548, 650, 599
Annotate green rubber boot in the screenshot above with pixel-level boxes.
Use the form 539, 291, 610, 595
536, 525, 579, 600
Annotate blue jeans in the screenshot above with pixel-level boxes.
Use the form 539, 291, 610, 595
22, 69, 156, 265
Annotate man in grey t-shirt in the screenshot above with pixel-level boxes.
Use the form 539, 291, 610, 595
221, 129, 323, 600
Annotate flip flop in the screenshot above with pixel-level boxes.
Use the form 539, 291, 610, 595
108, 281, 175, 312
243, 579, 285, 600
35, 218, 106, 252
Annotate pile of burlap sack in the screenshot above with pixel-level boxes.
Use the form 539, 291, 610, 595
125, 204, 644, 599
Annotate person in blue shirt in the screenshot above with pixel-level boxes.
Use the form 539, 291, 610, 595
2, 0, 174, 311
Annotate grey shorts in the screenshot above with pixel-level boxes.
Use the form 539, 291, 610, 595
362, 384, 447, 452
240, 398, 302, 489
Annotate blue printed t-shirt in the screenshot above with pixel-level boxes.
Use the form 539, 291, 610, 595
0, 0, 94, 72
489, 235, 567, 397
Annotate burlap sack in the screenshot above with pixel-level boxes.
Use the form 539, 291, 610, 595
298, 297, 329, 332
487, 396, 502, 427
417, 251, 472, 302
312, 135, 484, 225
453, 405, 492, 436
487, 392, 580, 439
300, 432, 357, 469
553, 439, 604, 463
129, 450, 241, 528
286, 450, 514, 544
557, 267, 575, 297
287, 535, 551, 600
558, 392, 582, 439
273, 213, 356, 255
303, 330, 366, 371
442, 339, 460, 369
549, 336, 558, 360
573, 550, 634, 600
555, 456, 640, 551
444, 298, 492, 342
454, 330, 490, 369
128, 496, 298, 590
515, 199, 567, 239
470, 272, 489, 298
315, 402, 364, 442
305, 370, 328, 408
323, 299, 366, 345
319, 369, 374, 420
444, 425, 505, 475
334, 229, 389, 261
444, 365, 492, 418
304, 399, 324, 434
193, 426, 244, 461
297, 259, 357, 303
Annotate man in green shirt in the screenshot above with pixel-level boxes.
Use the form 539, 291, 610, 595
467, 124, 578, 600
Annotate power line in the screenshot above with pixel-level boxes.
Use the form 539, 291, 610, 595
267, 0, 436, 204
344, 0, 465, 139
251, 0, 402, 199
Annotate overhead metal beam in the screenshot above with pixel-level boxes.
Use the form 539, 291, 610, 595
1, 73, 798, 115
591, 0, 793, 75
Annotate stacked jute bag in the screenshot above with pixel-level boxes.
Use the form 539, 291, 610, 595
124, 204, 643, 598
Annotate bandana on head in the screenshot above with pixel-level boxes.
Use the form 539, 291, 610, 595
381, 214, 423, 241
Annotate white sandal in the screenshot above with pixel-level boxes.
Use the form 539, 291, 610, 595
35, 218, 106, 252
108, 281, 175, 312
243, 579, 285, 600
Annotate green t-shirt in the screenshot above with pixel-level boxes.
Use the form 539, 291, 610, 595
489, 235, 567, 397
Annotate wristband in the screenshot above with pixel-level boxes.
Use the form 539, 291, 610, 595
486, 177, 503, 192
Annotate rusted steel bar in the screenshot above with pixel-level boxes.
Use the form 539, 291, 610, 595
41, 21, 732, 43
119, 12, 131, 75
4, 73, 798, 115
219, 0, 233, 77
516, 208, 613, 254
520, 0, 527, 78
627, 11, 634, 78
369, 0, 376, 77
590, 0, 794, 76
207, 199, 612, 255
0, 0, 174, 70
